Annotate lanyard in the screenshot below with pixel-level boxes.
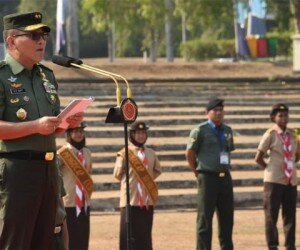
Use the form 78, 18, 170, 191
208, 121, 225, 151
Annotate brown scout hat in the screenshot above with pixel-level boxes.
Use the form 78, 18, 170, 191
129, 121, 149, 131
270, 103, 289, 121
3, 12, 50, 32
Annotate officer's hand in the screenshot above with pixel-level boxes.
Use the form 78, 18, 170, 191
66, 112, 84, 128
37, 116, 62, 135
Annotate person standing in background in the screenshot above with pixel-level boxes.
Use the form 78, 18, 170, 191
186, 98, 235, 250
59, 122, 92, 250
114, 121, 162, 250
255, 103, 300, 250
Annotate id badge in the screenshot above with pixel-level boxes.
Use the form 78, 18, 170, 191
287, 160, 293, 169
220, 152, 229, 165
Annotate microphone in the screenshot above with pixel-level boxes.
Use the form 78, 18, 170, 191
52, 55, 122, 105
52, 55, 83, 67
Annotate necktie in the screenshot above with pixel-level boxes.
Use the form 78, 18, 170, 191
277, 131, 293, 183
136, 148, 149, 208
75, 150, 86, 217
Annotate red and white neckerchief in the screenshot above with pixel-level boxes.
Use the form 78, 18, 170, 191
276, 129, 293, 183
136, 148, 149, 209
75, 150, 87, 217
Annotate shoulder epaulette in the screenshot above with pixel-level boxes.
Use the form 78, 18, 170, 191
198, 121, 208, 128
293, 128, 298, 141
38, 63, 53, 72
266, 128, 274, 134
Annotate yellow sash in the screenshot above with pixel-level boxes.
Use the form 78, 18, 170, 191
57, 146, 94, 198
123, 149, 158, 205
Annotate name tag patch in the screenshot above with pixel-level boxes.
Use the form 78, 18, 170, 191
10, 88, 26, 94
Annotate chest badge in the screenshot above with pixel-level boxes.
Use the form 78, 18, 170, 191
8, 76, 17, 82
23, 96, 30, 102
16, 108, 27, 120
50, 94, 56, 103
10, 98, 19, 104
10, 83, 22, 89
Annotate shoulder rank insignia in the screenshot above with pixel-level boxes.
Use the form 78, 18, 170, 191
8, 76, 17, 82
266, 128, 274, 134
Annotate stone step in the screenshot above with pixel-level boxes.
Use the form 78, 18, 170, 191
70, 116, 300, 126
90, 158, 268, 174
91, 150, 256, 163
90, 170, 300, 191
90, 186, 300, 211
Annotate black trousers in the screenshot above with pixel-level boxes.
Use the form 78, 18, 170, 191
120, 206, 154, 250
0, 158, 58, 249
263, 182, 297, 250
196, 172, 234, 250
65, 206, 90, 250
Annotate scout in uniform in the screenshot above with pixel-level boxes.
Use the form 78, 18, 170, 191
114, 121, 162, 250
255, 103, 300, 250
0, 12, 83, 248
186, 98, 235, 250
59, 122, 92, 250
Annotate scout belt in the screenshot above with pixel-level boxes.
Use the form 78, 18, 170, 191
57, 146, 94, 198
0, 150, 55, 161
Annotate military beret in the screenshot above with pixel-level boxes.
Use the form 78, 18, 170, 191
129, 121, 149, 131
270, 103, 289, 117
3, 12, 50, 32
206, 98, 224, 111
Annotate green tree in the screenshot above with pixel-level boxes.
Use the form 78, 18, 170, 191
0, 0, 21, 42
137, 0, 165, 62
290, 0, 300, 33
81, 0, 138, 61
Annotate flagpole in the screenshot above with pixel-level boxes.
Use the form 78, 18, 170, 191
232, 0, 239, 60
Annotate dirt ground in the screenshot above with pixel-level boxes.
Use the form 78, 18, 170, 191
46, 57, 295, 80
89, 208, 300, 250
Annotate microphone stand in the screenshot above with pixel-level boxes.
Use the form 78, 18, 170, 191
52, 56, 137, 250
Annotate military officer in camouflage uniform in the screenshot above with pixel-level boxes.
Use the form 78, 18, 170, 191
0, 12, 83, 248
186, 98, 235, 250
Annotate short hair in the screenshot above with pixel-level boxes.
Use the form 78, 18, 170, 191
3, 29, 19, 48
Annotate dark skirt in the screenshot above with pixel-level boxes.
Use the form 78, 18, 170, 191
65, 207, 90, 250
120, 206, 154, 250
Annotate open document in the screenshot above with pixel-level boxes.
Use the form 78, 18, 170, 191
58, 97, 94, 129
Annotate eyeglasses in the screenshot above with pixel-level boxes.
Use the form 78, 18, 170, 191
13, 32, 49, 41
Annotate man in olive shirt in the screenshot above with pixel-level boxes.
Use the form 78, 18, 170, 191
0, 12, 83, 248
186, 98, 235, 250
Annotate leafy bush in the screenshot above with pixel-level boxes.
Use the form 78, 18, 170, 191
266, 31, 293, 57
180, 38, 235, 61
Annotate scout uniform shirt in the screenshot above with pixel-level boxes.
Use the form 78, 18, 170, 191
114, 144, 162, 208
187, 121, 235, 172
0, 54, 60, 152
257, 125, 300, 186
